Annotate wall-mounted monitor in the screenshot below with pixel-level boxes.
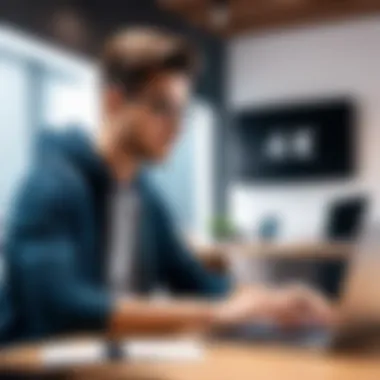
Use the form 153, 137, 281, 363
231, 99, 356, 183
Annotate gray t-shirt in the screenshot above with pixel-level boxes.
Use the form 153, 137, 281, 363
107, 184, 139, 297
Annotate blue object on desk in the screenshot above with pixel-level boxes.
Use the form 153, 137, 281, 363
258, 216, 279, 241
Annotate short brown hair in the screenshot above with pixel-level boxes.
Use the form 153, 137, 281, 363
101, 27, 199, 95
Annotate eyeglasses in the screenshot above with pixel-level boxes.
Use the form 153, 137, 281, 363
138, 97, 186, 121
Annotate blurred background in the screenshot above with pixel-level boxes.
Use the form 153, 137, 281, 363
1, 0, 380, 297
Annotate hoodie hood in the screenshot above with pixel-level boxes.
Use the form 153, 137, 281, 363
36, 127, 113, 188
35, 127, 148, 191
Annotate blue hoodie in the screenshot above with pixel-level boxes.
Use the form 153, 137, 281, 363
2, 128, 230, 343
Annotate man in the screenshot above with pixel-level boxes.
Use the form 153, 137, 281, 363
3, 28, 333, 342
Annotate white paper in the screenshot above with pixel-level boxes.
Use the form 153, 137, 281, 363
122, 339, 204, 362
41, 339, 204, 368
42, 341, 106, 368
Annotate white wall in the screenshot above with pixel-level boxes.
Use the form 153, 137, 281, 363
227, 17, 380, 241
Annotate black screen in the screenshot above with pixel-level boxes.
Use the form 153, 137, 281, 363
232, 100, 355, 183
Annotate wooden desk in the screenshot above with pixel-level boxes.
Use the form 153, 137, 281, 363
2, 339, 380, 380
195, 241, 353, 273
195, 241, 353, 260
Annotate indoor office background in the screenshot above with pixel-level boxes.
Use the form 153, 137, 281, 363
2, 1, 380, 376
1, 0, 380, 295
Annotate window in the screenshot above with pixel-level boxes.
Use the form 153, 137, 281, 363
0, 24, 97, 220
0, 54, 31, 215
149, 101, 215, 239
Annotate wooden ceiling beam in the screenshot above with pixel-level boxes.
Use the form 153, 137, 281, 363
228, 0, 380, 35
159, 0, 380, 36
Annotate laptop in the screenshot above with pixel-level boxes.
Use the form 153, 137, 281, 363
212, 223, 380, 351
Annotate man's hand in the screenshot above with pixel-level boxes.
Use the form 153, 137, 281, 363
109, 284, 336, 338
265, 284, 337, 328
213, 284, 336, 329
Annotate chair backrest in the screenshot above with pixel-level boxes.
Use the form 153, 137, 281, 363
325, 196, 368, 241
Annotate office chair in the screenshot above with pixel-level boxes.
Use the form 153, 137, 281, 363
319, 195, 368, 298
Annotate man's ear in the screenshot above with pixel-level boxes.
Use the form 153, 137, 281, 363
104, 85, 127, 114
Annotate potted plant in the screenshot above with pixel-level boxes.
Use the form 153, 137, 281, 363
209, 215, 238, 242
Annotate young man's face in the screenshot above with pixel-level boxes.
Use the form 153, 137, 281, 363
108, 72, 191, 162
